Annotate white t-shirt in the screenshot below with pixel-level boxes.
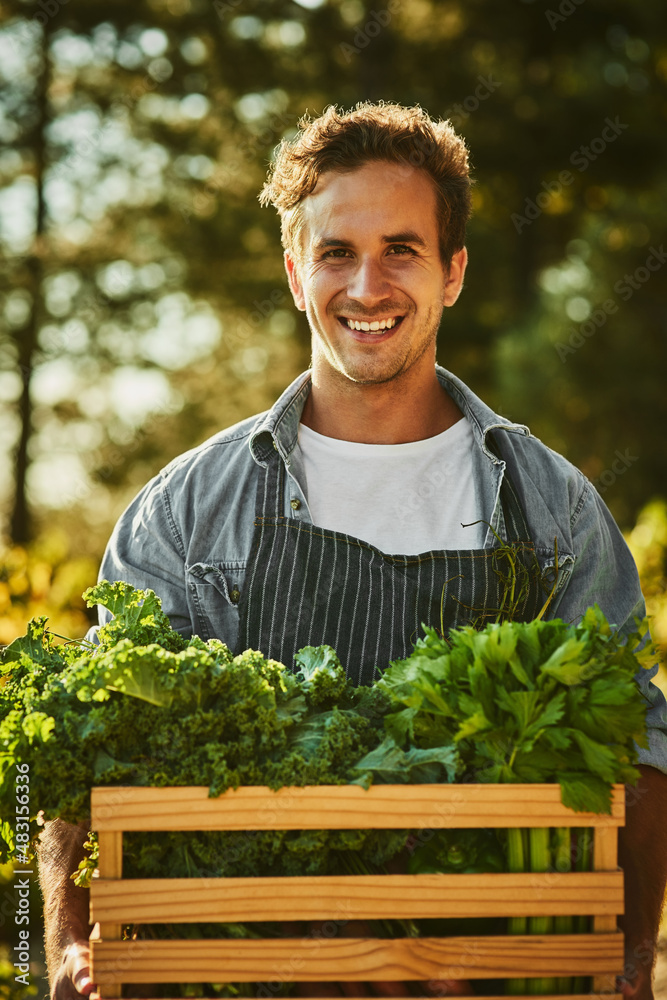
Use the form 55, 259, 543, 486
296, 418, 485, 555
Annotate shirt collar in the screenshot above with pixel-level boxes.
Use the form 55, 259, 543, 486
249, 366, 529, 465
434, 366, 530, 464
249, 370, 312, 465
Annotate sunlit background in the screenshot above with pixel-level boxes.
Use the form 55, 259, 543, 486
1, 0, 667, 994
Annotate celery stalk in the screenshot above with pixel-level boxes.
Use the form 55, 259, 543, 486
529, 828, 557, 994
571, 828, 593, 994
552, 827, 572, 994
506, 828, 527, 995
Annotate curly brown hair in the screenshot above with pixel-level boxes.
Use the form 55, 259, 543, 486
259, 101, 473, 267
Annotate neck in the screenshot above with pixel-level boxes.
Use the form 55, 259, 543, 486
301, 366, 462, 444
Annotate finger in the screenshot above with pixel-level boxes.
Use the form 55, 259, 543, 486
52, 964, 93, 1000
72, 968, 94, 996
616, 975, 641, 998
64, 941, 95, 998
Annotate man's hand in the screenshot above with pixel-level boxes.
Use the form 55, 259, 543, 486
37, 819, 94, 999
50, 940, 94, 1000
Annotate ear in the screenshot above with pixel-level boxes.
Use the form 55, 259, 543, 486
284, 251, 306, 312
443, 247, 468, 307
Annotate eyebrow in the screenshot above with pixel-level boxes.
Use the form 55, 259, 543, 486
382, 231, 428, 248
311, 231, 429, 253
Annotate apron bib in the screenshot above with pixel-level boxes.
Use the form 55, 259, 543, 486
237, 441, 545, 685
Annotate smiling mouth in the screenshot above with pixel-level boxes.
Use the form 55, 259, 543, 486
339, 316, 404, 333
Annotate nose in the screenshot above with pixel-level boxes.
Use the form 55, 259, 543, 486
345, 256, 393, 306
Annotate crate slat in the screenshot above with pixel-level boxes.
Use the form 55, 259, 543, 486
90, 870, 623, 923
90, 933, 624, 985
593, 825, 621, 935
96, 830, 123, 942
90, 785, 626, 997
96, 997, 624, 1000
90, 784, 624, 831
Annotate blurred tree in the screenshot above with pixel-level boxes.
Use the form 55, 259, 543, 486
9, 8, 49, 546
1, 0, 666, 562
0, 0, 311, 553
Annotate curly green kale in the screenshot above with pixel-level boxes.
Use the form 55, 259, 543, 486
0, 582, 399, 872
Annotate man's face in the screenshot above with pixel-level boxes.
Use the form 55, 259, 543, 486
285, 160, 467, 388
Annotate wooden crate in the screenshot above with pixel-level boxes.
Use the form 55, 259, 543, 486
89, 783, 625, 1000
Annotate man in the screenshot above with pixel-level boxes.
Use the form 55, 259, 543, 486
40, 102, 667, 999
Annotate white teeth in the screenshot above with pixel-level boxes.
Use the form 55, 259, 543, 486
345, 317, 398, 332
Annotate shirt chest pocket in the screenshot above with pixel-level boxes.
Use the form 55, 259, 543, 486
186, 562, 246, 645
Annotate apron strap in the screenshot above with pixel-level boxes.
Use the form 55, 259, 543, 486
258, 431, 533, 547
256, 445, 285, 521
240, 431, 544, 675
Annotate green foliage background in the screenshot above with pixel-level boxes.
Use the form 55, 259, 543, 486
2, 0, 667, 557
1, 0, 667, 994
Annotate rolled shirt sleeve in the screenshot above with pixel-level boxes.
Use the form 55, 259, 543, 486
85, 471, 193, 641
552, 477, 667, 774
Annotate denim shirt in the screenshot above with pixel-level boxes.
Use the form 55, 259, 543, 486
94, 365, 667, 772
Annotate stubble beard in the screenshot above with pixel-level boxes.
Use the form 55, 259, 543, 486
315, 302, 444, 387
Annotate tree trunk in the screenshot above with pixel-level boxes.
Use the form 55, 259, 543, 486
10, 20, 49, 545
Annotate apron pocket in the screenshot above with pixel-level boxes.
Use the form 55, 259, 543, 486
534, 547, 575, 605
186, 562, 245, 643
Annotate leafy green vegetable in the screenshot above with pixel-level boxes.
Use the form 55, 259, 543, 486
407, 827, 504, 875
351, 735, 459, 787
84, 580, 187, 652
0, 583, 652, 1000
0, 582, 408, 879
379, 606, 649, 811
379, 605, 651, 996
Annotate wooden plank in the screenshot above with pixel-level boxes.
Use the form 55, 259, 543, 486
89, 933, 624, 984
91, 920, 119, 999
594, 826, 619, 871
90, 871, 624, 923
90, 784, 625, 831
97, 831, 123, 878
95, 831, 123, 946
593, 825, 620, 932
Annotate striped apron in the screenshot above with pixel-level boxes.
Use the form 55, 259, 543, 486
237, 441, 545, 685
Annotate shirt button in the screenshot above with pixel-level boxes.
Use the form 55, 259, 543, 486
290, 499, 301, 510
230, 587, 240, 604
